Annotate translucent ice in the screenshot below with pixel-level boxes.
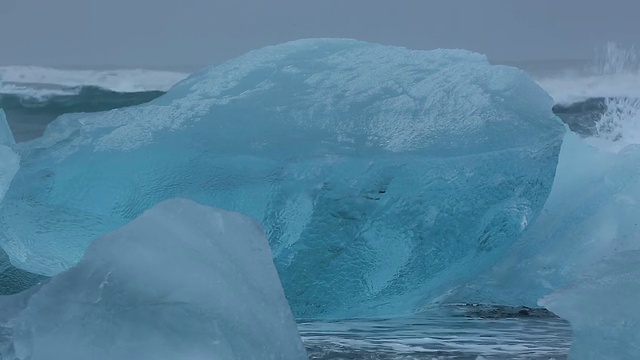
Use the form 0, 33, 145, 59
540, 250, 640, 360
0, 39, 564, 317
0, 198, 307, 360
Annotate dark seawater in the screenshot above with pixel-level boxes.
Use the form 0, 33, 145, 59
552, 97, 609, 137
0, 86, 164, 142
301, 305, 571, 359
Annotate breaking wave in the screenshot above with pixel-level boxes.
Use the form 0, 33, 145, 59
538, 43, 640, 152
0, 67, 188, 142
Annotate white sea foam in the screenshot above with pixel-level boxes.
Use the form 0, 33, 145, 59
0, 66, 189, 97
586, 96, 640, 152
535, 43, 640, 105
300, 309, 571, 359
536, 43, 640, 153
536, 72, 640, 105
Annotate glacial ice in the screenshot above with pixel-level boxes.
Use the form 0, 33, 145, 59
0, 198, 307, 360
540, 250, 640, 360
0, 39, 565, 317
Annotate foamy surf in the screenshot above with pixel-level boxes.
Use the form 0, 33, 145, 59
300, 306, 571, 359
536, 43, 640, 153
535, 43, 640, 105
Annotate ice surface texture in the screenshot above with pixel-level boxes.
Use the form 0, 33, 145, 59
0, 198, 307, 360
0, 39, 564, 317
540, 250, 640, 360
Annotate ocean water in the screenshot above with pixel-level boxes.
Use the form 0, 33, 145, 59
0, 42, 637, 358
0, 67, 185, 142
301, 306, 571, 360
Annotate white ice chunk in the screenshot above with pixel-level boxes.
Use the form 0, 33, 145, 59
0, 198, 307, 360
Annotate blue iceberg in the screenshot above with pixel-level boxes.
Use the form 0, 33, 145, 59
0, 39, 565, 317
0, 198, 307, 360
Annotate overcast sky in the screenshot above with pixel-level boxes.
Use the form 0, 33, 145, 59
0, 0, 638, 69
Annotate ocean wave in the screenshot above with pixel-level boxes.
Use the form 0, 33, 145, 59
535, 43, 640, 105
537, 73, 640, 105
0, 86, 165, 142
0, 66, 188, 97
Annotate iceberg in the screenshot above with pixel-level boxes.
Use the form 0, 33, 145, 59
0, 39, 565, 317
0, 198, 307, 360
540, 251, 640, 360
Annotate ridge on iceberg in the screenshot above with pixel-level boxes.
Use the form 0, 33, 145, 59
0, 66, 188, 94
0, 198, 307, 360
0, 39, 565, 317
